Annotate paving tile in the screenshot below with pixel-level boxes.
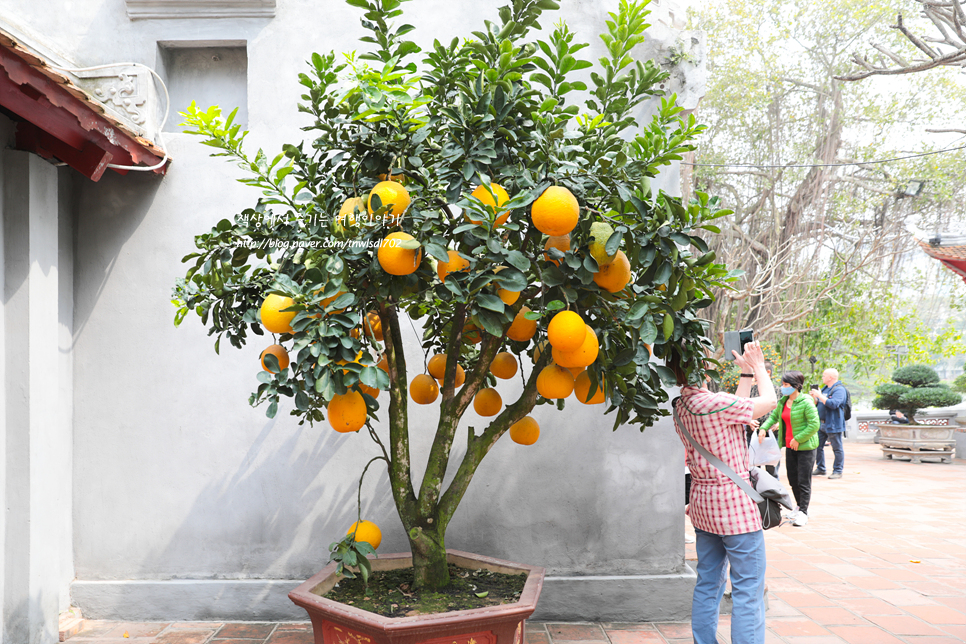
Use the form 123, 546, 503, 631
601, 624, 657, 631
772, 591, 837, 608
845, 576, 903, 590
72, 621, 117, 637
936, 596, 966, 612
525, 632, 550, 644
156, 630, 219, 644
766, 598, 804, 618
266, 630, 315, 644
170, 623, 224, 629
938, 624, 966, 640
863, 614, 945, 636
653, 623, 691, 639
768, 619, 832, 637
826, 625, 906, 644
894, 638, 965, 644
214, 623, 276, 639
274, 623, 311, 631
526, 622, 549, 633
805, 583, 869, 600
781, 637, 849, 644
546, 624, 607, 641
796, 606, 868, 626
835, 598, 905, 615
903, 604, 966, 624
216, 640, 272, 644
867, 588, 939, 606
105, 622, 169, 638
602, 631, 667, 644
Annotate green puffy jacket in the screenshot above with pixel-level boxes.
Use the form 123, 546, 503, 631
759, 394, 820, 451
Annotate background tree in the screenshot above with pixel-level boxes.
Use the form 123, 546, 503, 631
173, 0, 731, 591
687, 0, 966, 379
873, 364, 962, 420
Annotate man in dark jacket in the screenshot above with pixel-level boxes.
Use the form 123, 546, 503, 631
809, 368, 848, 479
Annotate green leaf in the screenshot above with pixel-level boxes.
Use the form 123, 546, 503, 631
627, 300, 649, 322
506, 250, 531, 272
477, 294, 506, 313
478, 310, 504, 336
425, 242, 451, 263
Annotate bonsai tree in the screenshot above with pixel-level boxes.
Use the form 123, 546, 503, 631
172, 0, 735, 591
873, 364, 962, 423
952, 373, 966, 394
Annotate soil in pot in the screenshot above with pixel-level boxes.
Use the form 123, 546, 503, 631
324, 563, 527, 617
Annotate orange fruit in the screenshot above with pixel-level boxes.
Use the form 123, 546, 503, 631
377, 353, 389, 373
260, 294, 297, 334
339, 197, 365, 226
377, 171, 407, 183
347, 520, 382, 549
328, 391, 368, 432
437, 250, 470, 281
506, 306, 537, 342
574, 370, 606, 404
568, 366, 584, 378
543, 234, 571, 265
537, 364, 575, 399
378, 231, 422, 276
410, 374, 440, 404
592, 250, 631, 293
547, 310, 587, 352
463, 323, 482, 344
473, 388, 503, 416
428, 354, 448, 379
510, 416, 540, 445
320, 290, 347, 315
553, 325, 599, 368
368, 180, 411, 223
358, 383, 381, 400
490, 352, 518, 379
498, 288, 520, 305
260, 344, 290, 373
350, 327, 362, 339
363, 311, 384, 341
531, 186, 579, 236
436, 364, 466, 388
467, 183, 511, 227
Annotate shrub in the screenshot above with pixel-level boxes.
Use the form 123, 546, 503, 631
952, 373, 966, 394
873, 364, 962, 422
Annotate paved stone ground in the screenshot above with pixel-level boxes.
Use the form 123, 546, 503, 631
65, 443, 966, 644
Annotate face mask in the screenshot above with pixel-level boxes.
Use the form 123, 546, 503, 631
780, 386, 795, 396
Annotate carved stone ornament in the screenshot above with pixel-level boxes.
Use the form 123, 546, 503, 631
126, 0, 276, 20
74, 68, 149, 126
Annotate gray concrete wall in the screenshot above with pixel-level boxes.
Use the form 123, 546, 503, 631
1, 144, 75, 643
3, 0, 704, 625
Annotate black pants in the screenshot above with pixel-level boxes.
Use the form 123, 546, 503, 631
785, 448, 816, 514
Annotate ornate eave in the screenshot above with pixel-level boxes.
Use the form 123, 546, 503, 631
0, 20, 168, 181
920, 236, 966, 284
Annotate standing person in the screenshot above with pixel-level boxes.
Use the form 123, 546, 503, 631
756, 371, 819, 526
673, 341, 777, 644
810, 369, 848, 479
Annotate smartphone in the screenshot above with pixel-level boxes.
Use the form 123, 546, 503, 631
810, 384, 819, 391
723, 330, 754, 360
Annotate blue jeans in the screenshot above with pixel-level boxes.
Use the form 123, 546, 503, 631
815, 427, 844, 474
692, 528, 767, 644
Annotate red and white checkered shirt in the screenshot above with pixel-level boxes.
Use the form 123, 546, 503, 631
675, 386, 762, 535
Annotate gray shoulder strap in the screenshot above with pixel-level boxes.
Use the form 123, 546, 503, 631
672, 399, 763, 504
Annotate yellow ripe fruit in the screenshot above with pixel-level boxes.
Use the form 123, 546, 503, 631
358, 383, 380, 400
378, 232, 422, 276
368, 180, 411, 223
473, 388, 503, 417
547, 310, 587, 352
568, 366, 584, 378
437, 250, 470, 281
260, 344, 290, 373
260, 294, 297, 334
506, 306, 537, 342
543, 234, 571, 266
376, 353, 389, 374
553, 325, 599, 368
410, 374, 440, 405
510, 416, 540, 445
328, 391, 368, 433
363, 311, 384, 342
498, 288, 520, 305
339, 197, 365, 226
468, 183, 511, 227
531, 186, 579, 236
436, 364, 466, 388
320, 290, 347, 315
427, 354, 448, 379
574, 370, 606, 404
490, 352, 519, 379
537, 364, 575, 399
463, 323, 483, 344
589, 221, 617, 266
592, 250, 631, 293
347, 520, 382, 550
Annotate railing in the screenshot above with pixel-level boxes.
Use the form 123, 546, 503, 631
855, 410, 963, 433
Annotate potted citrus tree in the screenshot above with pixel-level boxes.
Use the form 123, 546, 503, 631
872, 364, 962, 462
172, 0, 733, 638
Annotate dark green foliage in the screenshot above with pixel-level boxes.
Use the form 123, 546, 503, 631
949, 373, 966, 394
892, 364, 940, 388
873, 364, 962, 422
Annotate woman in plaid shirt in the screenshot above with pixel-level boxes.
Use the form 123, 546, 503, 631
673, 341, 777, 644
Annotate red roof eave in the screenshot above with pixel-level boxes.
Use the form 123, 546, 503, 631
0, 35, 168, 181
919, 241, 966, 285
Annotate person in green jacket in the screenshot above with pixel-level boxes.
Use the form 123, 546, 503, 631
757, 371, 820, 527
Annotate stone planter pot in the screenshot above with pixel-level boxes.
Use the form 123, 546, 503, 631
289, 550, 545, 644
871, 423, 956, 464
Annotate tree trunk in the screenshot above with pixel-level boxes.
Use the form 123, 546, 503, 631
407, 523, 450, 589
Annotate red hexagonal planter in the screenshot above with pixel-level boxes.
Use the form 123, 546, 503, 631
289, 550, 545, 644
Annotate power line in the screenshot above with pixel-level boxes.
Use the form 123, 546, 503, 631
681, 143, 966, 169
